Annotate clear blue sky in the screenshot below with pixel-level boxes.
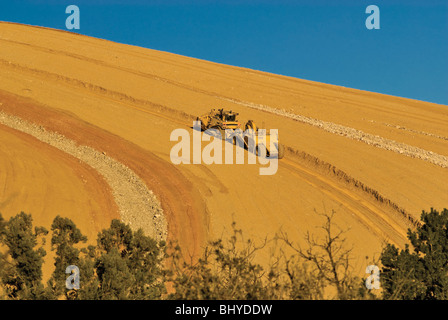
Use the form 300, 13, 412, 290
1, 0, 447, 105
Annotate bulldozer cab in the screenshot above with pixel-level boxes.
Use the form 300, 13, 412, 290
217, 109, 238, 122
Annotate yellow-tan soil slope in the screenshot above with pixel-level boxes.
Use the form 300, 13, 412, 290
1, 22, 447, 276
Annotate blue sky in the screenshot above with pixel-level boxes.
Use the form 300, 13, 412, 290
1, 0, 447, 105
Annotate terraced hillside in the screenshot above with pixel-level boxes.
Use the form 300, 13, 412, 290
0, 22, 447, 277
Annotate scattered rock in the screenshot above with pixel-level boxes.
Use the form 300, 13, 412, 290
0, 111, 167, 242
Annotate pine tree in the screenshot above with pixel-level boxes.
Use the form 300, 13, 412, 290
0, 212, 48, 299
94, 219, 165, 299
381, 208, 448, 300
47, 215, 87, 298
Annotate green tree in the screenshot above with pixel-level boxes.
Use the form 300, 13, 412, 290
71, 244, 101, 300
0, 212, 48, 299
95, 248, 134, 299
0, 213, 7, 299
380, 208, 448, 300
126, 229, 165, 298
47, 215, 87, 298
94, 219, 165, 299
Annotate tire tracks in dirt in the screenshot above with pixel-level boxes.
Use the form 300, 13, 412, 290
2, 35, 443, 127
47, 80, 413, 246
105, 96, 415, 246
1, 54, 446, 168
370, 119, 448, 141
0, 51, 416, 248
0, 90, 208, 260
281, 159, 409, 247
221, 98, 448, 168
0, 110, 167, 242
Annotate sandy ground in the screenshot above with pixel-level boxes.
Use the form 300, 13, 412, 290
0, 122, 119, 280
0, 22, 447, 279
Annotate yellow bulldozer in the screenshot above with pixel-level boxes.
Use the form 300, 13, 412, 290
196, 108, 241, 134
196, 109, 284, 159
243, 119, 284, 159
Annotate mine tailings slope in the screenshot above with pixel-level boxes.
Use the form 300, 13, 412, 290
0, 22, 447, 276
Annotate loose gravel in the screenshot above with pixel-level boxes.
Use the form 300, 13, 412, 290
223, 98, 448, 168
0, 111, 167, 242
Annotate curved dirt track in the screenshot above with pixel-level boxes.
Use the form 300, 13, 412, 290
1, 22, 447, 274
0, 121, 120, 280
0, 110, 167, 242
0, 90, 208, 260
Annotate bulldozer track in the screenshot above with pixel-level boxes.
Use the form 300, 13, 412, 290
0, 46, 417, 248
281, 159, 409, 247
2, 36, 445, 127
1, 45, 446, 168
2, 23, 447, 283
